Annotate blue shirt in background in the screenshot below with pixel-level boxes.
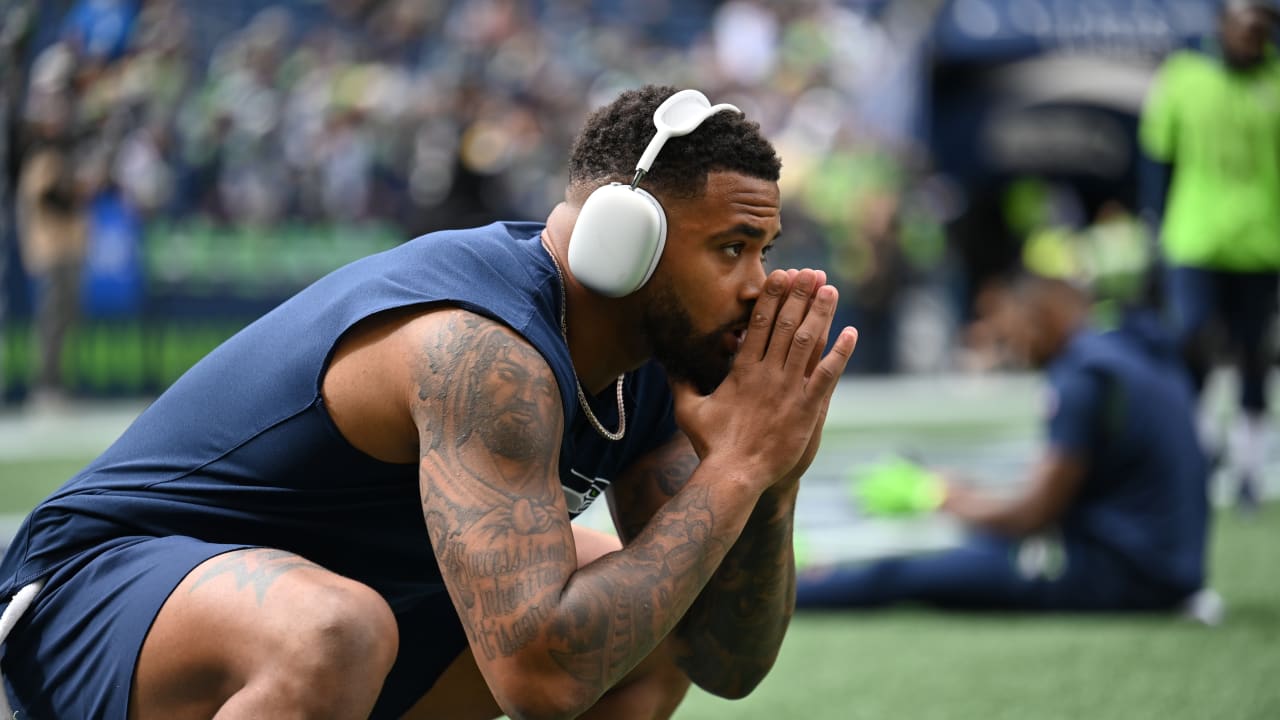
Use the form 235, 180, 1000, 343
1047, 317, 1209, 596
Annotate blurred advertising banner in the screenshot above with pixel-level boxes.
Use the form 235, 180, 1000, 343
4, 220, 399, 400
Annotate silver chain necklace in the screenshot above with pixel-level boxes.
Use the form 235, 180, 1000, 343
540, 236, 627, 442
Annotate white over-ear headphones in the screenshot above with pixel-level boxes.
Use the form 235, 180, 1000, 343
567, 89, 742, 298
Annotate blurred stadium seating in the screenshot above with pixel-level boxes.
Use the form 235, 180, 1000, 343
0, 0, 1235, 400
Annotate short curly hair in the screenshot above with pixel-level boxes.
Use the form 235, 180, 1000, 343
568, 85, 781, 203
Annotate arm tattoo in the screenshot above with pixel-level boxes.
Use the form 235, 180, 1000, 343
416, 313, 743, 695
550, 482, 727, 687
676, 490, 795, 695
416, 313, 569, 662
614, 439, 796, 697
610, 446, 697, 541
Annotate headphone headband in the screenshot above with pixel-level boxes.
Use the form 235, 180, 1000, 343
633, 89, 741, 186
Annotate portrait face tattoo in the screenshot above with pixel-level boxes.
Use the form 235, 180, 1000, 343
468, 341, 558, 460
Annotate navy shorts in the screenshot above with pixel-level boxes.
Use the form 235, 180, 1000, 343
2, 537, 469, 719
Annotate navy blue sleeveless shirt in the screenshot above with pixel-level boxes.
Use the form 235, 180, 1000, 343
1046, 322, 1208, 596
0, 222, 678, 610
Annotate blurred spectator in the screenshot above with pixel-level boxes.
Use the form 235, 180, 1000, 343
1, 2, 36, 401
1139, 0, 1280, 511
317, 106, 373, 221
16, 75, 104, 406
113, 111, 175, 215
711, 1, 779, 86
61, 0, 141, 64
814, 152, 911, 374
796, 273, 1213, 617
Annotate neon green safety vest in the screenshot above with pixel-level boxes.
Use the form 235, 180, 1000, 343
1140, 49, 1280, 271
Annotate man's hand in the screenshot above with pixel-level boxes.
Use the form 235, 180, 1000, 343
671, 268, 857, 495
939, 451, 1086, 537
657, 269, 852, 698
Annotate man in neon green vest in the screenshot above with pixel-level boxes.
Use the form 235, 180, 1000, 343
1139, 0, 1280, 510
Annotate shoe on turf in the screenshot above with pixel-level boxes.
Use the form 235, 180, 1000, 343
1179, 587, 1226, 627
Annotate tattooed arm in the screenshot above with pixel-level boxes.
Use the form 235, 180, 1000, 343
412, 310, 771, 720
607, 269, 856, 699
609, 432, 798, 699
413, 268, 852, 718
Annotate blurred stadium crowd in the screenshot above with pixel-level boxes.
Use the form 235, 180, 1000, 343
0, 0, 1236, 400
4, 0, 939, 239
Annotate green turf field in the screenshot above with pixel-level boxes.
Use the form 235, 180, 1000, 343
675, 503, 1280, 720
3, 452, 1276, 719
2, 373, 1277, 720
0, 457, 93, 513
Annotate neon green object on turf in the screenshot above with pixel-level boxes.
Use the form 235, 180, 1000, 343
848, 456, 944, 517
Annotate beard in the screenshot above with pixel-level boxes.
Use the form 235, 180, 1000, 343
472, 403, 543, 461
642, 278, 744, 396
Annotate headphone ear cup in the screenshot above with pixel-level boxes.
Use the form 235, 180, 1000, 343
568, 184, 668, 297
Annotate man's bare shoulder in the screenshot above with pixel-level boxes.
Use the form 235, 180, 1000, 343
322, 305, 558, 464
